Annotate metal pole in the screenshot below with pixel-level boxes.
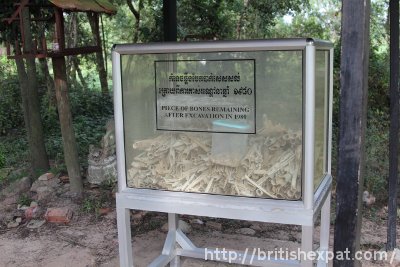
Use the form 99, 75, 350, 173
387, 0, 399, 251
163, 0, 177, 41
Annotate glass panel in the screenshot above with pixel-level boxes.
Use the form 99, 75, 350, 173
314, 50, 329, 190
121, 50, 303, 200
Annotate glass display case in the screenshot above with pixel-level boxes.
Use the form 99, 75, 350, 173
113, 39, 333, 267
118, 42, 330, 201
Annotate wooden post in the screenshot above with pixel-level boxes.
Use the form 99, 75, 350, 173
387, 0, 399, 251
52, 7, 83, 194
52, 56, 83, 194
163, 0, 177, 41
54, 7, 65, 51
334, 0, 370, 266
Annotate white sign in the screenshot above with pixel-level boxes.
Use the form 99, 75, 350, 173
155, 59, 256, 134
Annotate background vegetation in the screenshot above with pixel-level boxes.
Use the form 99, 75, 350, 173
0, 0, 392, 204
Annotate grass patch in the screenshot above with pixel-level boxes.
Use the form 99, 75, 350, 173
81, 196, 105, 214
18, 193, 33, 206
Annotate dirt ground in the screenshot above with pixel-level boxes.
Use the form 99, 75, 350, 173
0, 176, 398, 267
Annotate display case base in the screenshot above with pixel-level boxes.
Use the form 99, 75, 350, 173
116, 176, 331, 267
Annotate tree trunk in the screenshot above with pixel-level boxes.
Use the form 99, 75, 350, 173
72, 56, 88, 89
17, 7, 49, 174
52, 56, 83, 194
236, 0, 249, 39
87, 13, 108, 95
333, 0, 370, 266
38, 58, 56, 107
126, 0, 143, 43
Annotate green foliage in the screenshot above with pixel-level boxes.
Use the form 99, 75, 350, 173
0, 69, 24, 135
70, 89, 114, 165
0, 0, 52, 44
81, 191, 111, 216
368, 46, 389, 112
0, 1, 18, 43
0, 78, 113, 170
242, 0, 305, 39
105, 3, 137, 43
8, 169, 29, 182
0, 56, 16, 77
364, 109, 389, 203
177, 0, 236, 39
81, 196, 102, 214
99, 179, 116, 191
370, 0, 389, 49
0, 133, 29, 167
364, 2, 390, 204
0, 144, 6, 169
176, 0, 306, 40
39, 87, 113, 167
270, 0, 341, 41
0, 168, 29, 189
18, 193, 33, 206
70, 89, 113, 118
140, 0, 164, 42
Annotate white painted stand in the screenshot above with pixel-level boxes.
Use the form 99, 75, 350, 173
116, 175, 331, 267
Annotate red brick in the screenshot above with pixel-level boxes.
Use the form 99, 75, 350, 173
25, 206, 38, 220
44, 208, 73, 224
59, 175, 69, 183
98, 207, 111, 216
38, 172, 55, 181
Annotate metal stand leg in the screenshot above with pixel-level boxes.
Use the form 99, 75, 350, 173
149, 213, 180, 267
301, 225, 314, 267
170, 255, 180, 267
117, 205, 133, 267
144, 212, 331, 267
116, 178, 332, 267
317, 192, 331, 267
168, 214, 180, 267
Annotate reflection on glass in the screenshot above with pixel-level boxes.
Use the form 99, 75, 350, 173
314, 50, 329, 189
122, 51, 303, 200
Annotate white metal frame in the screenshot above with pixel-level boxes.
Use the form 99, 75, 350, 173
112, 39, 334, 267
